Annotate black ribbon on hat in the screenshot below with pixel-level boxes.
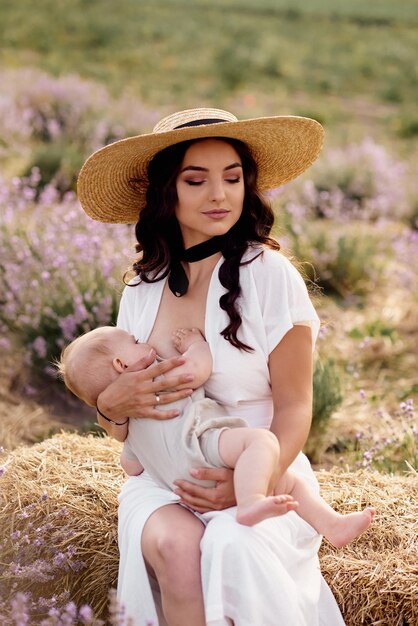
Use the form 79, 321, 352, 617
174, 118, 225, 129
168, 236, 224, 297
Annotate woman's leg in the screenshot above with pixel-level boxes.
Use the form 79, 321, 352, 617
200, 454, 346, 626
141, 503, 206, 626
200, 511, 311, 625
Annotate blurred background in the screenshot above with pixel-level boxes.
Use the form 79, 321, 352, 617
1, 0, 417, 470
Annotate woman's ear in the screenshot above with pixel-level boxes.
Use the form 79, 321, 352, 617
112, 357, 127, 373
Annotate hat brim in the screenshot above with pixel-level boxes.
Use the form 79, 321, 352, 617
77, 115, 324, 224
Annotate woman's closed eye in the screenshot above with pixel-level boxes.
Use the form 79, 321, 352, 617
185, 179, 205, 186
185, 177, 241, 186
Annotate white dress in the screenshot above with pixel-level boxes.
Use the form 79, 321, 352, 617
116, 247, 345, 626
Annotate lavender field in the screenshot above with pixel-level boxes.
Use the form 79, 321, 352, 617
0, 6, 417, 620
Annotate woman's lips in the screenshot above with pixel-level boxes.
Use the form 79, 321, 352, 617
203, 210, 229, 219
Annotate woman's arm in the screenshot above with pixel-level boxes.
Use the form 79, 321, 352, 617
173, 325, 313, 512
268, 324, 313, 476
97, 351, 195, 441
97, 414, 129, 442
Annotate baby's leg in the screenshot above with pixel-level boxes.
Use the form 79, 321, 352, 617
218, 428, 298, 526
120, 453, 144, 476
277, 471, 375, 548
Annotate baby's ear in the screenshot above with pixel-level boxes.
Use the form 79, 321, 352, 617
112, 357, 127, 373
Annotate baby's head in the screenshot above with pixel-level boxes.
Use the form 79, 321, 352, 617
57, 327, 152, 407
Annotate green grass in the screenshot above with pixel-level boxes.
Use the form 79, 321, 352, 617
1, 0, 417, 143
190, 0, 418, 22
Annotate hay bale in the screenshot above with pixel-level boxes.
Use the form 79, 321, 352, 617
0, 433, 417, 625
0, 432, 124, 620
0, 393, 62, 451
318, 469, 418, 626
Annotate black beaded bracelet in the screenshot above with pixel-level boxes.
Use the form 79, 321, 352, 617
96, 405, 129, 426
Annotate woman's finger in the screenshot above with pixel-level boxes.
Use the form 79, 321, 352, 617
182, 504, 212, 513
126, 389, 193, 420
97, 353, 195, 422
124, 349, 156, 372
188, 467, 232, 483
124, 360, 195, 396
173, 477, 219, 508
145, 356, 188, 379
175, 490, 218, 510
152, 388, 194, 406
174, 467, 231, 490
174, 479, 217, 499
173, 468, 236, 510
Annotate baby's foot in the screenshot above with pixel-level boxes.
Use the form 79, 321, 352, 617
237, 495, 299, 527
325, 507, 375, 548
172, 327, 205, 353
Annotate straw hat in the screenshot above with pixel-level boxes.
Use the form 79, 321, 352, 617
78, 107, 324, 224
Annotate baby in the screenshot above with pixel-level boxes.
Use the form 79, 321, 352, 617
58, 326, 374, 547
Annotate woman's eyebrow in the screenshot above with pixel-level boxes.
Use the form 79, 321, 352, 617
180, 162, 242, 173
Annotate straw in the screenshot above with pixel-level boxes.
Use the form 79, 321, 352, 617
317, 468, 418, 626
1, 433, 416, 624
0, 396, 62, 452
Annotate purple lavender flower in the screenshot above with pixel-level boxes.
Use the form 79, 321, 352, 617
78, 604, 94, 624
10, 592, 30, 626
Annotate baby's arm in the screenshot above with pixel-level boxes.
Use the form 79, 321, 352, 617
171, 328, 213, 388
120, 439, 144, 476
120, 454, 144, 476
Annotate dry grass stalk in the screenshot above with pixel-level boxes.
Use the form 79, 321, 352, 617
0, 433, 417, 624
318, 469, 418, 625
0, 397, 62, 451
0, 432, 123, 620
0, 348, 62, 452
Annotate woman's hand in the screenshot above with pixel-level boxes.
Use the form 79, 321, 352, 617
97, 349, 194, 423
173, 467, 236, 513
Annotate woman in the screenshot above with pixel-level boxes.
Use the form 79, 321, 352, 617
77, 108, 345, 626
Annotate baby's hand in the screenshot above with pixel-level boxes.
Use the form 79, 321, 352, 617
172, 328, 205, 353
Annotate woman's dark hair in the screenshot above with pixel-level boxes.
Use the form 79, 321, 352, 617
127, 137, 280, 351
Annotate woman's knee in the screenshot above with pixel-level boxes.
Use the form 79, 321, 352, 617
142, 505, 204, 586
156, 525, 202, 566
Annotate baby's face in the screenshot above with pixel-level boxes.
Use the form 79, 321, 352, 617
113, 329, 153, 369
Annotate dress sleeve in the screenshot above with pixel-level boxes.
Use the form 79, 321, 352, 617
116, 278, 140, 333
252, 249, 320, 354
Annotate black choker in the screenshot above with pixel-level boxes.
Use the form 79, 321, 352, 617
168, 236, 224, 297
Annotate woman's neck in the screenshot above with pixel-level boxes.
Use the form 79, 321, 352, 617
168, 236, 224, 298
184, 252, 222, 286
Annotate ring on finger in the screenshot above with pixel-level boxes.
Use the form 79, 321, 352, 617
155, 392, 161, 404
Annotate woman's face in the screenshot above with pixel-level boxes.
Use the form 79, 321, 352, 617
175, 139, 245, 248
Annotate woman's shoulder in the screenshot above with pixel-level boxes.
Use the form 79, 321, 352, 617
119, 275, 144, 304
123, 272, 166, 292
118, 274, 166, 333
242, 244, 302, 280
119, 274, 164, 312
125, 274, 142, 287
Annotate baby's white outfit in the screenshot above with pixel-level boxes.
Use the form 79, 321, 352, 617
116, 247, 346, 626
122, 387, 247, 490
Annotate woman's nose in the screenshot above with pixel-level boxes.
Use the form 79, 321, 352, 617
209, 180, 226, 203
